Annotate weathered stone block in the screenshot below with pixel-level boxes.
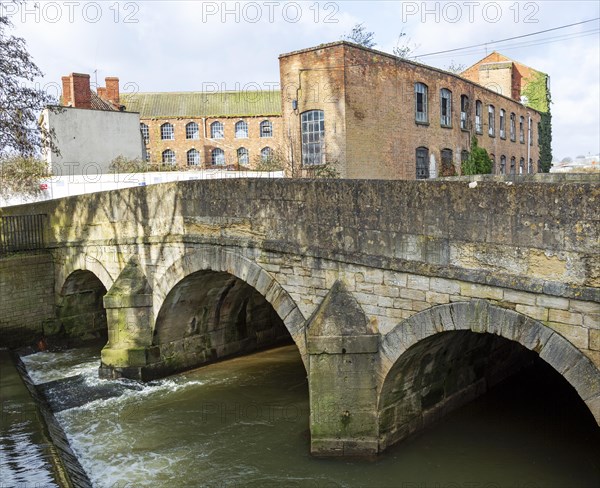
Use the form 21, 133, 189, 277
460, 283, 503, 300
545, 322, 588, 349
548, 309, 583, 326
515, 304, 548, 322
537, 295, 569, 310
503, 289, 537, 306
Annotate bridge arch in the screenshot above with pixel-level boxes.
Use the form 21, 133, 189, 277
378, 300, 600, 450
55, 251, 114, 297
152, 247, 307, 368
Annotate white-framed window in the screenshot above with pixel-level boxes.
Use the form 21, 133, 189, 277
416, 146, 429, 179
415, 83, 428, 123
261, 146, 273, 162
187, 148, 200, 166
510, 113, 516, 141
500, 155, 506, 174
260, 120, 273, 138
211, 148, 225, 165
475, 100, 482, 134
210, 121, 224, 139
440, 88, 452, 127
237, 147, 249, 165
235, 120, 248, 139
160, 123, 174, 140
140, 123, 149, 144
510, 156, 516, 174
519, 116, 525, 143
460, 95, 469, 130
186, 122, 199, 140
499, 109, 506, 139
519, 157, 525, 174
488, 105, 495, 137
162, 149, 176, 164
301, 110, 325, 166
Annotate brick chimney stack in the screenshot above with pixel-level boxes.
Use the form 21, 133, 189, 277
69, 73, 92, 109
97, 87, 107, 99
105, 77, 120, 104
61, 76, 72, 106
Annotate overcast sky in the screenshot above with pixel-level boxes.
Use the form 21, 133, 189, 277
4, 0, 599, 160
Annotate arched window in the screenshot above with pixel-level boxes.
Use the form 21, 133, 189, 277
488, 105, 495, 136
160, 123, 174, 140
528, 158, 534, 174
301, 110, 325, 166
519, 157, 525, 174
519, 116, 525, 143
162, 149, 175, 164
260, 120, 273, 138
500, 155, 506, 174
235, 120, 248, 139
510, 113, 516, 141
499, 109, 506, 139
261, 147, 273, 162
490, 154, 496, 174
210, 121, 224, 139
186, 122, 199, 140
415, 83, 428, 123
475, 100, 482, 134
416, 147, 429, 179
187, 148, 200, 166
211, 148, 225, 165
440, 148, 453, 176
440, 89, 452, 127
140, 123, 149, 144
460, 95, 469, 130
237, 147, 249, 165
510, 156, 516, 174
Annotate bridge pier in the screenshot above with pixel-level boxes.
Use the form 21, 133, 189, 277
307, 281, 380, 456
99, 260, 158, 380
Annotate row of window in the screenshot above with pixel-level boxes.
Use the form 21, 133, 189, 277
160, 147, 274, 166
415, 146, 536, 179
141, 120, 274, 143
415, 83, 532, 144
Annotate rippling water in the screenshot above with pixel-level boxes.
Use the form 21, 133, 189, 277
0, 351, 59, 487
19, 345, 600, 488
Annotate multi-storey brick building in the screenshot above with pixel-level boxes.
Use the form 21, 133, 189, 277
57, 42, 545, 178
120, 91, 282, 169
279, 42, 542, 179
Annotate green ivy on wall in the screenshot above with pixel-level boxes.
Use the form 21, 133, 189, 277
522, 71, 552, 172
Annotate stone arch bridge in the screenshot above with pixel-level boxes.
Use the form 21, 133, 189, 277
2, 178, 599, 456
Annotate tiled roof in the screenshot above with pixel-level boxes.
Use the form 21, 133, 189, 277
120, 91, 282, 118
90, 92, 119, 111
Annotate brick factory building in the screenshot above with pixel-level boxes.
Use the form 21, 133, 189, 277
56, 41, 544, 178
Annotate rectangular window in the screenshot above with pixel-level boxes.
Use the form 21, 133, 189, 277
475, 101, 482, 134
415, 83, 428, 123
301, 110, 325, 166
488, 105, 495, 137
519, 116, 525, 143
510, 113, 516, 141
440, 89, 452, 127
460, 95, 468, 130
499, 109, 506, 139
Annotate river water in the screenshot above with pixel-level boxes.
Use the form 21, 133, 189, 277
16, 344, 600, 488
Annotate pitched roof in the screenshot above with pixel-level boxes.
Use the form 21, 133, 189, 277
90, 92, 120, 111
120, 91, 282, 118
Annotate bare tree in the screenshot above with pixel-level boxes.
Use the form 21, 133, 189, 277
342, 23, 376, 48
392, 29, 419, 59
446, 60, 466, 74
0, 10, 59, 158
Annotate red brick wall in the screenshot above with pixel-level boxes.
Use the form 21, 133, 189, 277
142, 115, 282, 168
280, 43, 541, 179
70, 73, 92, 109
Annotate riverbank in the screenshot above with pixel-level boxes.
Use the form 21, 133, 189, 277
0, 348, 91, 487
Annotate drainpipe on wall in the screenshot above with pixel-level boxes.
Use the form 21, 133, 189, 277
527, 113, 531, 173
